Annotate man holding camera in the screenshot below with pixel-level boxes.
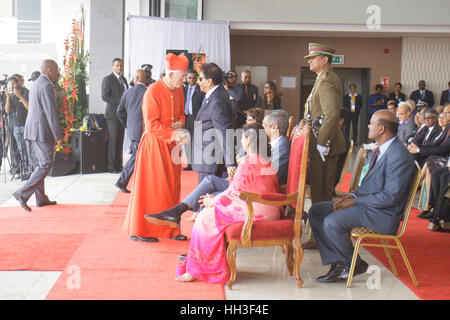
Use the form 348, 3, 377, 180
5, 75, 31, 178
223, 70, 243, 129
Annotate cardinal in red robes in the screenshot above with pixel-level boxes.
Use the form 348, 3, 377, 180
123, 53, 189, 242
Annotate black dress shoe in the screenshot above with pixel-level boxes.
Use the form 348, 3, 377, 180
145, 211, 180, 228
170, 234, 187, 241
178, 254, 187, 261
128, 236, 159, 242
316, 264, 348, 283
354, 259, 369, 276
13, 192, 31, 212
36, 200, 57, 207
114, 182, 130, 194
419, 211, 434, 220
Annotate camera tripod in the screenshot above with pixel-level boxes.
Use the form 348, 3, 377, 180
8, 128, 30, 182
0, 107, 10, 183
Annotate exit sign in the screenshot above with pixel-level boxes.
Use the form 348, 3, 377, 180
332, 55, 345, 64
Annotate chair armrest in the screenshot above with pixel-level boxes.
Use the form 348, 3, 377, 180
239, 191, 298, 206
238, 191, 298, 246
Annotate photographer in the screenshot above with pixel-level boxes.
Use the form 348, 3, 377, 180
5, 75, 31, 178
223, 70, 243, 129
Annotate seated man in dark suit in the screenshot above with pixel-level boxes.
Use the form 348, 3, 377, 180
426, 158, 450, 232
145, 109, 291, 235
412, 109, 441, 148
410, 80, 434, 108
307, 110, 415, 283
396, 102, 417, 146
440, 82, 450, 106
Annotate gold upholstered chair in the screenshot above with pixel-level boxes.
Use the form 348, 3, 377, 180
346, 162, 422, 288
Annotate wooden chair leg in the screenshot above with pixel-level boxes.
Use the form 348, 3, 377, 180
226, 241, 238, 290
395, 239, 419, 288
285, 244, 294, 276
346, 237, 363, 288
293, 239, 304, 288
380, 239, 398, 276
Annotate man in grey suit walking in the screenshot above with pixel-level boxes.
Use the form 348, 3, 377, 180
114, 69, 148, 193
13, 59, 63, 212
308, 110, 415, 283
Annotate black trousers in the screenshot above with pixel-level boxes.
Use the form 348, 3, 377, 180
106, 119, 124, 172
429, 168, 450, 221
344, 112, 359, 142
117, 140, 139, 188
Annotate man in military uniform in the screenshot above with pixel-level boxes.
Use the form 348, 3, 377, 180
304, 43, 347, 205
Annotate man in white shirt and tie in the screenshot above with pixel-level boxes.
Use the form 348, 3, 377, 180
183, 69, 205, 170
101, 58, 129, 173
410, 80, 434, 108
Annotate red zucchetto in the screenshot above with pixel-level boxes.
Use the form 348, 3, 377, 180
165, 53, 189, 71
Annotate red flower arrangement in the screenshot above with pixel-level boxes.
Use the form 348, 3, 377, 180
55, 6, 89, 155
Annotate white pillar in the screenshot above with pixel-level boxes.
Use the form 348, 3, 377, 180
89, 0, 125, 114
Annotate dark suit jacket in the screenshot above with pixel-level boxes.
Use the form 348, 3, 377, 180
440, 90, 450, 106
418, 124, 450, 158
413, 125, 442, 146
342, 93, 363, 115
101, 73, 129, 120
116, 83, 147, 142
183, 84, 205, 137
410, 89, 434, 107
237, 83, 258, 111
192, 86, 234, 174
271, 136, 290, 185
388, 92, 406, 103
353, 138, 415, 235
24, 75, 62, 143
397, 117, 417, 145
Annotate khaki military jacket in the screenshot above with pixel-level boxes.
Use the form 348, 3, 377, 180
306, 66, 347, 156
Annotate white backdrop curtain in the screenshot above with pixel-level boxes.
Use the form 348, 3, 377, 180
127, 16, 230, 80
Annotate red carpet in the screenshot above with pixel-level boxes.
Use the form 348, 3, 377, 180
338, 171, 450, 300
45, 170, 225, 300
1, 170, 448, 299
365, 208, 450, 300
0, 204, 109, 271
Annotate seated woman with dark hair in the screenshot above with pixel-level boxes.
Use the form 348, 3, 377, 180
260, 81, 282, 110
174, 123, 281, 283
244, 107, 266, 125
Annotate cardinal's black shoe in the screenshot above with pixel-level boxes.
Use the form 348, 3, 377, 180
170, 234, 187, 241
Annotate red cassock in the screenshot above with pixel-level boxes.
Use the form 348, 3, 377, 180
123, 79, 186, 238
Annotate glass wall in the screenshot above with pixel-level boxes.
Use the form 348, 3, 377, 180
164, 0, 200, 20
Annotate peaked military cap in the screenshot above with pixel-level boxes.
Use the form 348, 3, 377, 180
304, 43, 336, 59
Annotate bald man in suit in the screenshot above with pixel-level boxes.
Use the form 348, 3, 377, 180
13, 59, 63, 212
308, 110, 415, 283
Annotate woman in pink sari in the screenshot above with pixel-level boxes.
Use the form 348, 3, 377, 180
175, 123, 281, 283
